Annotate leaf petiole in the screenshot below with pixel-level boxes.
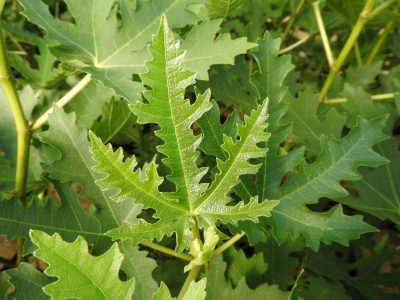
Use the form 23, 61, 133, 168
213, 232, 245, 257
32, 74, 92, 131
0, 15, 30, 200
320, 0, 376, 101
140, 241, 193, 262
311, 1, 335, 66
177, 265, 201, 300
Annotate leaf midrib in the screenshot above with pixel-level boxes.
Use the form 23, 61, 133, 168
277, 135, 370, 204
95, 140, 186, 214
38, 242, 111, 299
195, 105, 266, 210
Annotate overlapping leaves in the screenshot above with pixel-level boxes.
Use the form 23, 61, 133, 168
18, 0, 205, 100
89, 17, 277, 251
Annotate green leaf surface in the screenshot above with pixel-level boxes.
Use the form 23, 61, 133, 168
90, 17, 276, 250
251, 31, 293, 104
272, 116, 388, 250
182, 19, 255, 80
0, 272, 12, 300
307, 246, 400, 300
251, 30, 297, 200
152, 283, 173, 300
91, 98, 136, 143
0, 182, 104, 253
209, 57, 258, 113
256, 238, 303, 289
300, 275, 351, 300
30, 230, 135, 300
336, 138, 400, 225
206, 256, 289, 300
18, 0, 204, 101
152, 280, 206, 300
119, 241, 158, 300
284, 88, 346, 154
197, 100, 239, 159
231, 30, 301, 244
340, 84, 391, 128
39, 107, 142, 235
4, 23, 64, 88
226, 247, 267, 287
5, 263, 53, 300
206, 0, 244, 19
65, 80, 114, 129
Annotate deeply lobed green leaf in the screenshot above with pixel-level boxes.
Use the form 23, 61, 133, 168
30, 230, 135, 300
89, 17, 276, 250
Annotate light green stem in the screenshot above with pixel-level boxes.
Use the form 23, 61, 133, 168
312, 1, 334, 66
279, 33, 311, 55
213, 232, 245, 257
354, 41, 363, 66
282, 0, 305, 41
140, 241, 193, 261
32, 74, 92, 131
177, 265, 201, 300
0, 18, 30, 199
320, 0, 376, 101
323, 92, 397, 104
16, 237, 24, 266
365, 21, 395, 65
368, 0, 398, 19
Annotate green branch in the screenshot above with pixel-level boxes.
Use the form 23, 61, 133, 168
282, 0, 305, 41
32, 74, 92, 131
140, 241, 193, 262
323, 92, 397, 104
311, 1, 335, 66
319, 0, 376, 101
366, 21, 395, 65
213, 232, 245, 257
0, 17, 30, 199
279, 33, 311, 54
177, 265, 201, 300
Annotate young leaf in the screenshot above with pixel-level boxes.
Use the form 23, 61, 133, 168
30, 230, 135, 300
185, 226, 219, 272
182, 19, 255, 80
18, 0, 204, 101
5, 263, 53, 300
90, 17, 276, 251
